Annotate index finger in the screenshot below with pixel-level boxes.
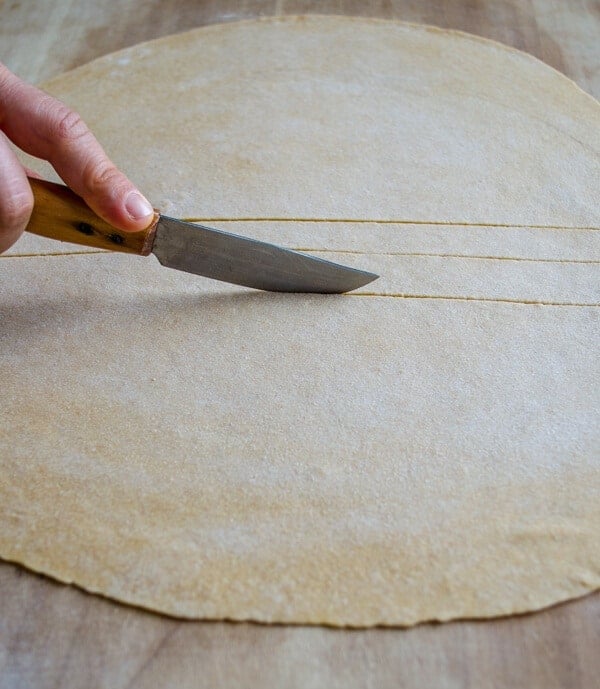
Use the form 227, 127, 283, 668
0, 64, 154, 231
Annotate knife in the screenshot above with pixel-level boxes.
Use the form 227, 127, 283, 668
25, 178, 378, 293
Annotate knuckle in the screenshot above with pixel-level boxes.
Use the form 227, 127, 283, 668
54, 105, 88, 143
82, 159, 126, 195
82, 158, 130, 206
38, 96, 89, 145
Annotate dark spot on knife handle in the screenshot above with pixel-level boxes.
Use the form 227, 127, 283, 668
76, 221, 94, 235
75, 222, 123, 246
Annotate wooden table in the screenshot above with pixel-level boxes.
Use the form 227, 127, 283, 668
1, 2, 598, 687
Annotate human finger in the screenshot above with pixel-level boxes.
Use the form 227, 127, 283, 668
0, 64, 154, 232
0, 130, 33, 253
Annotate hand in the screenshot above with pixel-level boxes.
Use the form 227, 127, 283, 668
0, 62, 154, 253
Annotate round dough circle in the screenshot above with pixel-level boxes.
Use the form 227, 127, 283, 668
2, 16, 599, 626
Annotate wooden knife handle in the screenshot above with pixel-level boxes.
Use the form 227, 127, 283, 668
26, 177, 159, 255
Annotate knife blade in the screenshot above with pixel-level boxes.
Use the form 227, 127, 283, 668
25, 178, 378, 294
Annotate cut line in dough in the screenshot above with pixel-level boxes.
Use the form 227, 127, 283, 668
9, 220, 600, 260
1, 250, 107, 259
3, 249, 598, 303
3, 249, 598, 266
178, 219, 600, 231
351, 294, 599, 307
294, 251, 600, 264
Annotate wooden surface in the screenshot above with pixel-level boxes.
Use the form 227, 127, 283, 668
1, 2, 599, 688
2, 0, 599, 99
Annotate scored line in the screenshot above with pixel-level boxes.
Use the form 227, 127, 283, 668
1, 252, 597, 305
301, 250, 600, 264
1, 250, 106, 259
181, 218, 600, 231
345, 294, 599, 307
3, 248, 598, 264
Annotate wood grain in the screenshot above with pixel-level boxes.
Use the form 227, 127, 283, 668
27, 178, 159, 255
0, 2, 598, 688
1, 562, 599, 689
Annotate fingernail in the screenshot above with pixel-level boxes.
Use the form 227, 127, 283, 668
125, 191, 154, 220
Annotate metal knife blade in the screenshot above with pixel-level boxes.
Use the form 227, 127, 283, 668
151, 216, 379, 293
25, 178, 378, 293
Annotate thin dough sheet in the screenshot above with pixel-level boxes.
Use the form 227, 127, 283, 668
1, 16, 599, 626
1, 252, 599, 625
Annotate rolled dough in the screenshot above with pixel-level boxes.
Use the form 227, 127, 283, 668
1, 16, 599, 626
